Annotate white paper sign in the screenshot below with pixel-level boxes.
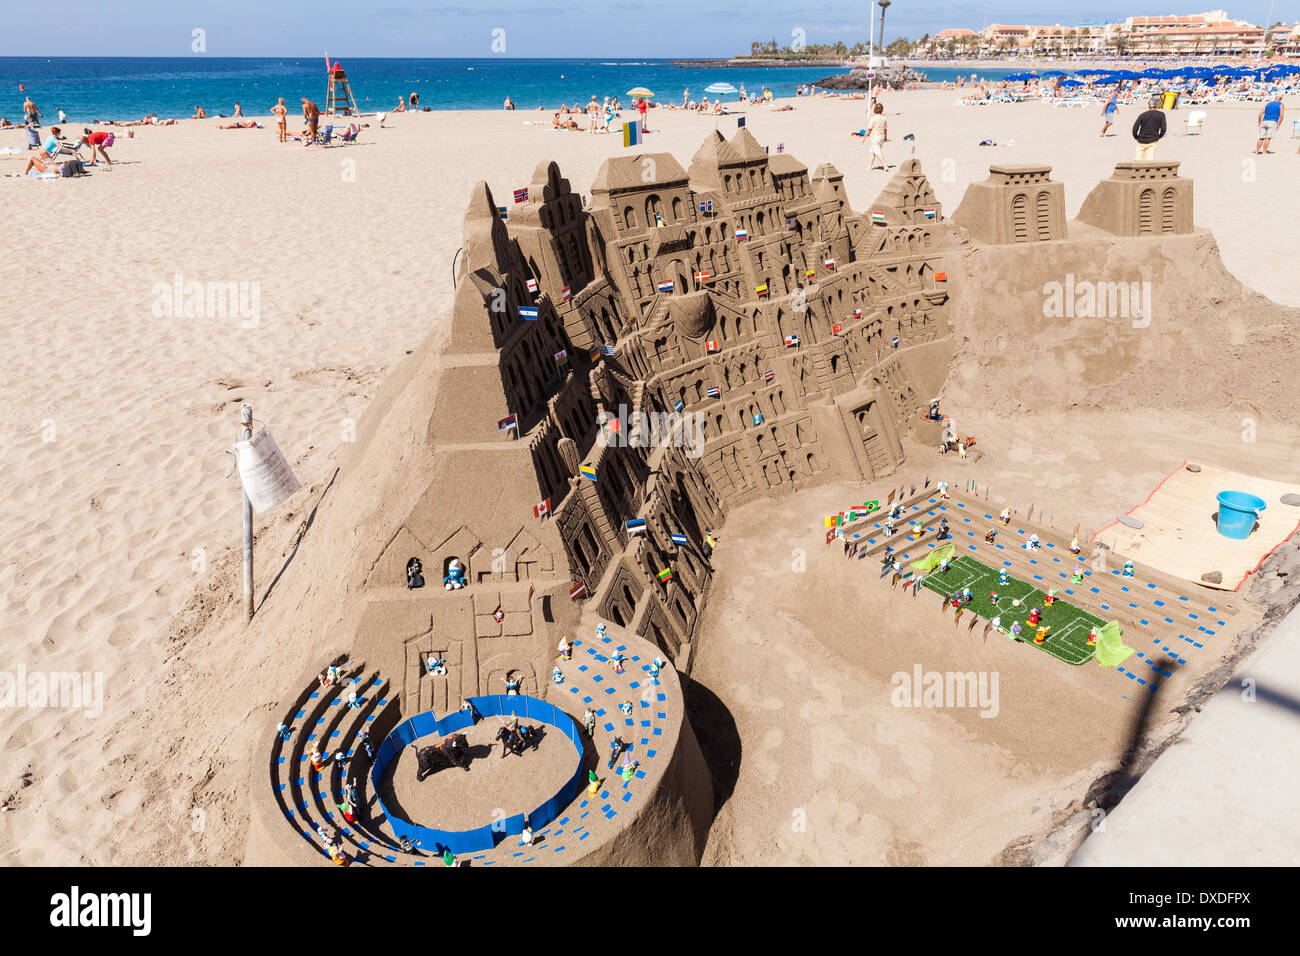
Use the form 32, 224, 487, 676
234, 427, 300, 513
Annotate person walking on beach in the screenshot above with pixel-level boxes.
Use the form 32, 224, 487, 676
1100, 92, 1117, 137
1255, 95, 1284, 155
587, 95, 601, 133
1131, 96, 1166, 160
637, 95, 648, 133
271, 97, 288, 142
301, 97, 319, 142
866, 102, 887, 170
23, 96, 41, 127
683, 88, 689, 109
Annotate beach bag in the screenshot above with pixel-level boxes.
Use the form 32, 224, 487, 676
61, 159, 87, 178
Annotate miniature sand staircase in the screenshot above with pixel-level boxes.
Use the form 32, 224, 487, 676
325, 63, 360, 117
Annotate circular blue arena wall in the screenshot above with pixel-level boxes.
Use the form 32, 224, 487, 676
369, 694, 586, 855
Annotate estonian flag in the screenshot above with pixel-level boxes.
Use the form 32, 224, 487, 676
626, 518, 647, 535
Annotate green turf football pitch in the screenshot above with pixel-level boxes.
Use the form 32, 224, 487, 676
918, 554, 1104, 665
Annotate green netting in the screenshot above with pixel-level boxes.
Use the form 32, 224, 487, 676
1093, 620, 1135, 669
910, 543, 955, 573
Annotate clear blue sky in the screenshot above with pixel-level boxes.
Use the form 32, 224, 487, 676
2, 2, 1291, 57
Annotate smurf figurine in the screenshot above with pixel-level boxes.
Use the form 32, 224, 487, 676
552, 665, 565, 685
1122, 559, 1135, 578
997, 567, 1009, 587
443, 558, 467, 590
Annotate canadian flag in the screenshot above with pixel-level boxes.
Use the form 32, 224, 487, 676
533, 498, 551, 518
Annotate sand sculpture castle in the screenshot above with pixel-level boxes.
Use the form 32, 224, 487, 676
250, 132, 1196, 867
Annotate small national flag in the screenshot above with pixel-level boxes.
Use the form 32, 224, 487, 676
824, 258, 836, 269
787, 218, 797, 230
498, 415, 518, 432
700, 199, 713, 214
777, 143, 784, 153
934, 271, 948, 282
669, 532, 688, 546
923, 208, 936, 219
706, 340, 718, 353
599, 343, 615, 356
752, 413, 764, 425
526, 277, 538, 294
533, 498, 551, 518
601, 415, 621, 433
755, 283, 769, 296
514, 188, 529, 203
805, 267, 816, 278
493, 607, 505, 622
519, 306, 539, 320
657, 567, 673, 582
693, 270, 711, 283
784, 334, 799, 347
589, 347, 602, 362
831, 322, 843, 335
674, 399, 684, 412
735, 228, 748, 240
498, 206, 509, 220
887, 489, 896, 505
626, 518, 647, 535
764, 370, 775, 384
707, 385, 721, 398
736, 116, 746, 128
863, 500, 879, 512
569, 581, 588, 601
657, 280, 674, 293
579, 463, 597, 481
871, 212, 886, 225
826, 528, 835, 544
853, 308, 863, 318
555, 349, 568, 366
824, 515, 837, 529
561, 285, 571, 301
622, 120, 641, 147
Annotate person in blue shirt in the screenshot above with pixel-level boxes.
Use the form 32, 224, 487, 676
1256, 96, 1284, 156
1100, 93, 1118, 137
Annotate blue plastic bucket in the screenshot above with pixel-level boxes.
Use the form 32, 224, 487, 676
1216, 491, 1266, 539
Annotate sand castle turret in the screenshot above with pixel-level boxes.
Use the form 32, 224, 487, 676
1075, 161, 1194, 237
951, 164, 1067, 244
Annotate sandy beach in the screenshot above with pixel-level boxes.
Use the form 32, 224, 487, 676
1, 88, 1297, 865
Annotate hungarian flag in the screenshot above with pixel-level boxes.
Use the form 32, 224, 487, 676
569, 581, 587, 600
764, 370, 774, 383
561, 285, 571, 301
693, 270, 711, 283
707, 385, 721, 398
526, 278, 538, 294
831, 323, 843, 335
871, 212, 886, 225
656, 567, 673, 582
533, 498, 551, 518
657, 280, 674, 293
755, 283, 769, 297
784, 334, 799, 347
706, 340, 718, 353
498, 415, 518, 432
514, 188, 528, 203
579, 464, 597, 481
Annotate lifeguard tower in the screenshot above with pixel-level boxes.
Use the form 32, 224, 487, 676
325, 60, 360, 117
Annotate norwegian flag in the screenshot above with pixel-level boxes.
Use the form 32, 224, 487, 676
561, 285, 571, 301
533, 498, 551, 518
784, 334, 799, 347
707, 385, 721, 398
693, 270, 711, 283
706, 340, 719, 353
569, 581, 588, 601
764, 369, 774, 383
513, 188, 528, 203
831, 323, 843, 335
526, 277, 538, 294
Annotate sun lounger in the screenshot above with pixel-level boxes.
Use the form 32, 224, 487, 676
1184, 111, 1207, 135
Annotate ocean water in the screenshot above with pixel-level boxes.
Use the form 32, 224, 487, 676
0, 57, 1014, 121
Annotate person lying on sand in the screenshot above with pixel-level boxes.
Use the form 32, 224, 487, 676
552, 113, 580, 130
0, 118, 13, 128
217, 120, 261, 129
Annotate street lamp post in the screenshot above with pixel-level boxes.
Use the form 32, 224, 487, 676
878, 0, 892, 59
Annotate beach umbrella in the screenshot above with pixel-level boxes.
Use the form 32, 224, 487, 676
704, 82, 738, 95
626, 87, 655, 97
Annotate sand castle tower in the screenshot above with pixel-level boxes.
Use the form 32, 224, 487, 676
951, 165, 1067, 245
1075, 161, 1194, 237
